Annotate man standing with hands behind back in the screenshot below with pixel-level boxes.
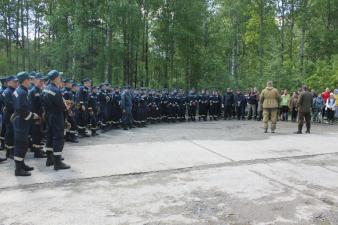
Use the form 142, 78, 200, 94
295, 85, 313, 134
260, 81, 280, 133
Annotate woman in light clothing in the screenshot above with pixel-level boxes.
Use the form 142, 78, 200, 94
326, 93, 336, 124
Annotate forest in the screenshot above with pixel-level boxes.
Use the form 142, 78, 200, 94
0, 0, 338, 91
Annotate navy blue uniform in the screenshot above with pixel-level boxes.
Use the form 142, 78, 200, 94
76, 86, 89, 135
62, 87, 77, 141
43, 83, 66, 156
234, 92, 247, 120
98, 90, 109, 130
121, 90, 133, 129
223, 91, 234, 120
88, 92, 99, 134
188, 92, 198, 121
112, 91, 122, 127
177, 94, 187, 121
28, 85, 44, 153
3, 86, 15, 158
0, 85, 6, 148
13, 85, 35, 161
160, 94, 169, 121
198, 94, 209, 120
167, 94, 178, 122
209, 94, 220, 120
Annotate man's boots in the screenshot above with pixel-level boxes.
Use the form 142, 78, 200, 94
54, 155, 71, 171
46, 151, 54, 167
33, 148, 47, 158
22, 161, 34, 171
6, 148, 14, 159
67, 133, 79, 143
15, 161, 31, 176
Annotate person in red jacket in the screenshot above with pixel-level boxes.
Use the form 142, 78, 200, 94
321, 88, 331, 119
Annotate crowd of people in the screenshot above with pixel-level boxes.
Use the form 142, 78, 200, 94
0, 70, 337, 176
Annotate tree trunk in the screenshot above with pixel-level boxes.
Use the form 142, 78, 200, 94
21, 0, 25, 70
258, 0, 264, 78
26, 0, 30, 70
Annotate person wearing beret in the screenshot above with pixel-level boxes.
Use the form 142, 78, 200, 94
3, 76, 18, 160
28, 74, 46, 158
42, 70, 70, 170
12, 72, 41, 176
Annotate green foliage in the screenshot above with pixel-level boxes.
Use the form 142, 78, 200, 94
0, 0, 337, 92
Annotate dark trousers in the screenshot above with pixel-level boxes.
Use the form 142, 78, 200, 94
46, 113, 65, 156
4, 114, 14, 151
13, 117, 31, 161
291, 108, 298, 122
236, 106, 245, 120
122, 107, 133, 127
188, 105, 197, 120
89, 111, 98, 130
66, 113, 77, 136
0, 112, 5, 145
31, 123, 43, 149
327, 109, 335, 122
76, 109, 88, 134
224, 105, 232, 119
280, 106, 289, 121
298, 112, 311, 132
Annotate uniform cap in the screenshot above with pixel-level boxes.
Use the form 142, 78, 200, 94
47, 70, 60, 80
16, 71, 30, 83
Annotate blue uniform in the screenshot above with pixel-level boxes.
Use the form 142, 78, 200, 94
112, 91, 122, 126
76, 86, 90, 135
98, 89, 109, 129
0, 85, 7, 147
62, 87, 77, 141
3, 86, 15, 158
28, 85, 44, 152
42, 83, 66, 156
121, 90, 133, 128
198, 94, 209, 120
88, 92, 99, 133
188, 92, 198, 121
13, 85, 34, 161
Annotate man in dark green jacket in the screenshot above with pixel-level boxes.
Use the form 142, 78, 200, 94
295, 85, 313, 134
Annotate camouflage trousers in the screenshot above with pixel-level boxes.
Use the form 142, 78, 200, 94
263, 108, 278, 131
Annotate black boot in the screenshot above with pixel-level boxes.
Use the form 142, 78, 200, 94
46, 151, 54, 167
0, 140, 4, 150
6, 148, 14, 160
69, 134, 79, 143
0, 157, 6, 162
34, 148, 47, 158
15, 161, 31, 176
22, 161, 34, 171
54, 155, 71, 171
91, 130, 99, 136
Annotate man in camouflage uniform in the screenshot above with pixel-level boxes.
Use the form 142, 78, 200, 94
260, 81, 280, 133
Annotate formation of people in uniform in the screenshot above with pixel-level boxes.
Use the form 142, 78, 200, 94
0, 70, 335, 176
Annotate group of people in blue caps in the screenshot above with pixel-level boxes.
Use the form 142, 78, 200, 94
0, 69, 228, 176
0, 70, 71, 176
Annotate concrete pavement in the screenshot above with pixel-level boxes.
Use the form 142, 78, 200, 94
0, 120, 338, 224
